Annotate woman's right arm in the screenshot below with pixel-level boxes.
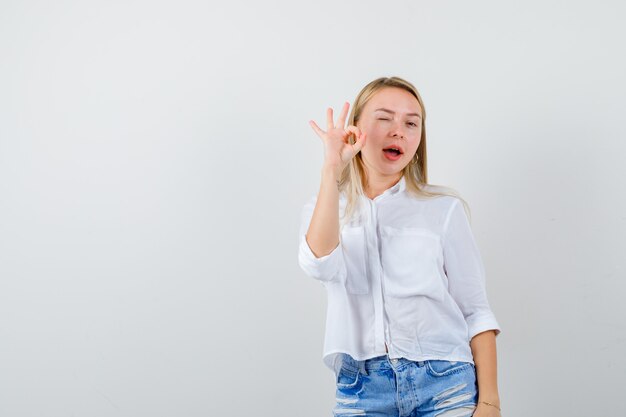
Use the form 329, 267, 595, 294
297, 185, 343, 282
297, 102, 366, 281
305, 164, 341, 257
305, 102, 366, 258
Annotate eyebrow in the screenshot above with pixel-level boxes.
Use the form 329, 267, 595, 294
374, 108, 422, 118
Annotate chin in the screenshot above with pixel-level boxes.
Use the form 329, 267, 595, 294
379, 166, 405, 176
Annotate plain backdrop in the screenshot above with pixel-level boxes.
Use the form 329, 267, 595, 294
1, 1, 624, 416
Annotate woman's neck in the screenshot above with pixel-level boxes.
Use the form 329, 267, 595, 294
364, 173, 402, 200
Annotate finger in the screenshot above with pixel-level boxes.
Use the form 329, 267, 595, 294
309, 120, 326, 138
345, 125, 361, 138
336, 101, 350, 128
353, 132, 366, 153
326, 107, 334, 131
345, 125, 361, 143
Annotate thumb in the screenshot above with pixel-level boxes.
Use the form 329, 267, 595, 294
352, 131, 366, 154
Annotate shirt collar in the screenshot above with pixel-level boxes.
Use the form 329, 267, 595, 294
370, 175, 406, 202
390, 175, 406, 195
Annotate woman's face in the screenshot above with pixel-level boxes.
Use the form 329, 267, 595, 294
356, 87, 423, 178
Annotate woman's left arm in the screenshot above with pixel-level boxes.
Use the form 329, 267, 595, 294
442, 199, 502, 415
470, 329, 502, 416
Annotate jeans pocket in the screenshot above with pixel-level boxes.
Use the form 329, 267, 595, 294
425, 360, 473, 377
336, 365, 362, 390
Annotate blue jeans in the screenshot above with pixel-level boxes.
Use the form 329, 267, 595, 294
333, 354, 478, 417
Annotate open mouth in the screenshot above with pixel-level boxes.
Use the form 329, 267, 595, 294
383, 148, 403, 156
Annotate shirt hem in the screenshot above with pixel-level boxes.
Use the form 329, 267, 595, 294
322, 350, 475, 374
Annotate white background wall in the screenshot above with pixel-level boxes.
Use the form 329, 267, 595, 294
1, 1, 624, 416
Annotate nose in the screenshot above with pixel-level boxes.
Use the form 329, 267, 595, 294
391, 121, 406, 139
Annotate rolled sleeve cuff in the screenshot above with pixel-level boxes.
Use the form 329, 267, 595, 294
465, 311, 502, 341
298, 234, 344, 282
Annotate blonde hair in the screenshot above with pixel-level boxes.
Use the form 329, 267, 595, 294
339, 76, 472, 226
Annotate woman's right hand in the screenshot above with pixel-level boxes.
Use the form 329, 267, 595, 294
309, 101, 366, 177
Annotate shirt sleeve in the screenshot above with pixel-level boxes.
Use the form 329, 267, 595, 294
297, 196, 346, 283
442, 198, 502, 340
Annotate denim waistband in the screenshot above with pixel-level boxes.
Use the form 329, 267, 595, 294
341, 354, 427, 376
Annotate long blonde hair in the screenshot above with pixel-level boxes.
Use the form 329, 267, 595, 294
339, 76, 471, 226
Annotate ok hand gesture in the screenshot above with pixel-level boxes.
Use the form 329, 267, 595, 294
309, 101, 366, 178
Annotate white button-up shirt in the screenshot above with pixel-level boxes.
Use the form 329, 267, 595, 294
297, 175, 501, 374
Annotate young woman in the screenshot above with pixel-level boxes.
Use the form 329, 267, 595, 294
298, 76, 502, 417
